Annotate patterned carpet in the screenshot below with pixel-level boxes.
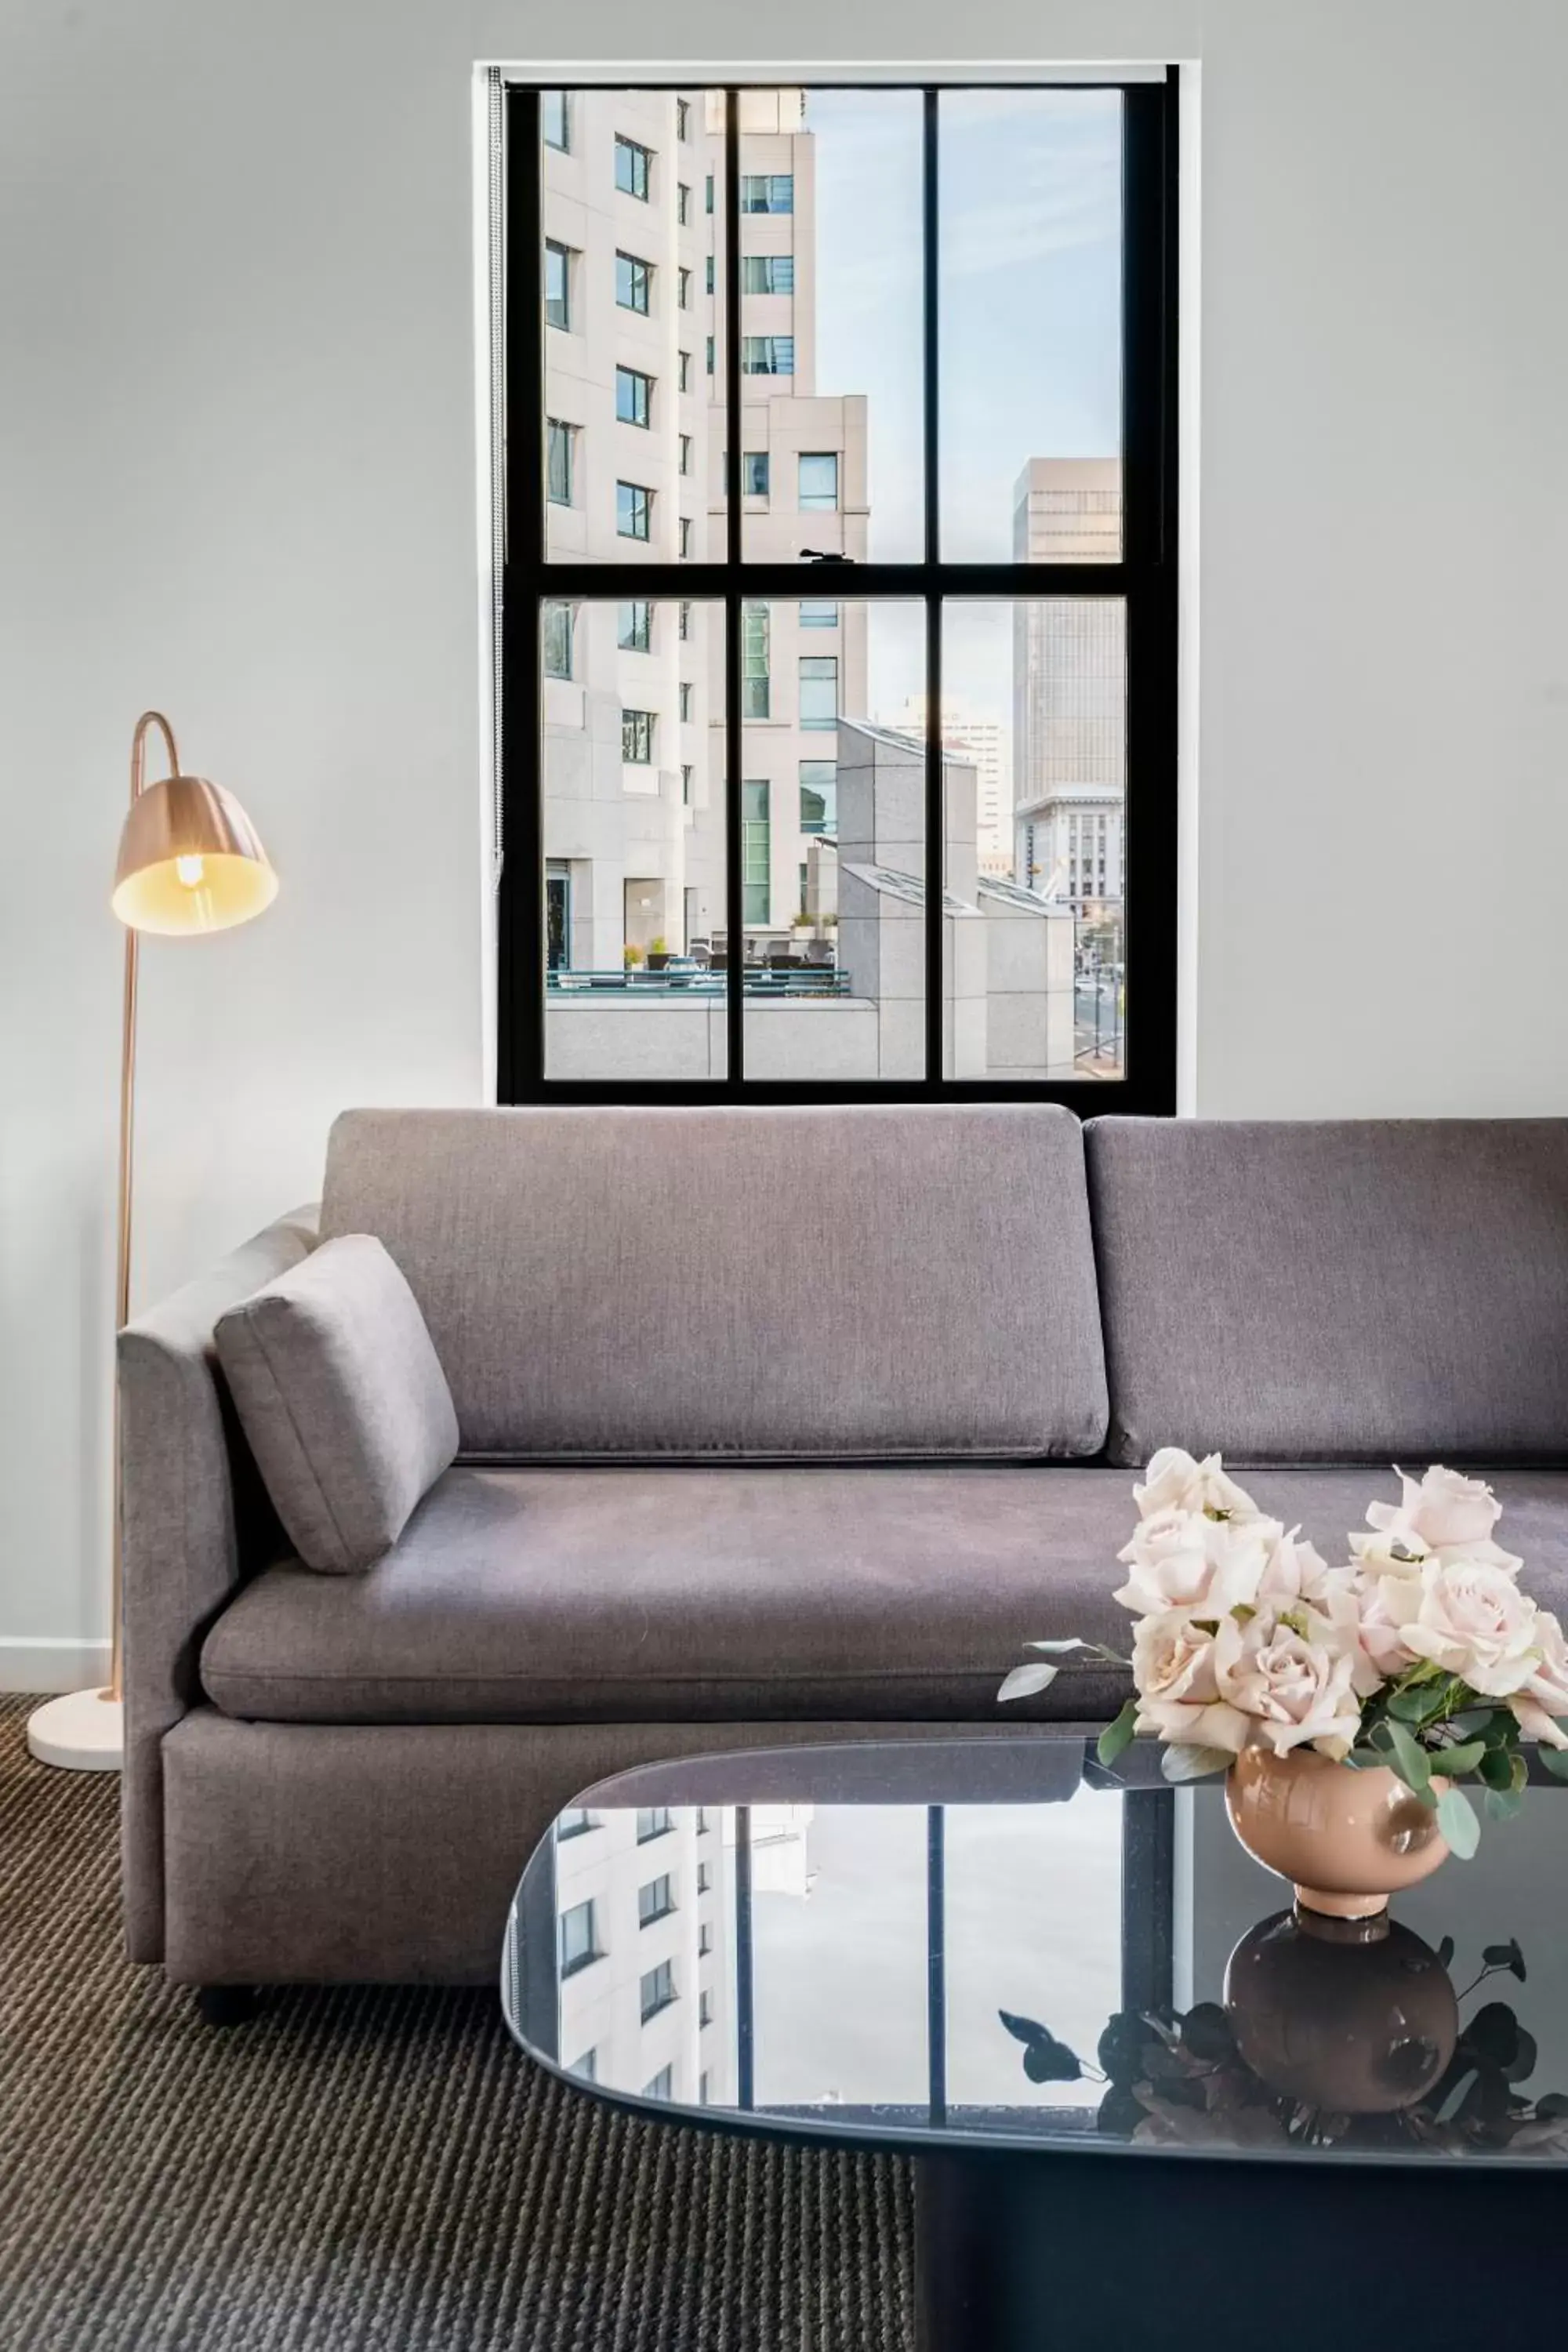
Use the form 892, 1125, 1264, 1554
0, 1696, 913, 2350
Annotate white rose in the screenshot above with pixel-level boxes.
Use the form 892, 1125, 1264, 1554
1116, 1510, 1283, 1621
1316, 1559, 1426, 1686
1134, 1449, 1260, 1525
1398, 1557, 1540, 1697
1508, 1608, 1568, 1750
1257, 1525, 1330, 1610
1213, 1611, 1365, 1758
1366, 1465, 1503, 1556
1131, 1612, 1252, 1755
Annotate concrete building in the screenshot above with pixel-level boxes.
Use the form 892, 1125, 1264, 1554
1011, 458, 1127, 924
879, 695, 1010, 871
539, 86, 867, 1001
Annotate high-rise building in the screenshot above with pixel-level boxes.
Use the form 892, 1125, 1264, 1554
540, 88, 867, 975
1011, 459, 1127, 918
877, 695, 1009, 870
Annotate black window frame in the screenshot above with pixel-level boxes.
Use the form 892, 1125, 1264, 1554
500, 77, 1178, 1112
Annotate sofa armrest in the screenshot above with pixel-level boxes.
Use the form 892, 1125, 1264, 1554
120, 1205, 318, 1962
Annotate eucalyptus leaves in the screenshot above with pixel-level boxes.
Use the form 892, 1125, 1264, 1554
1001, 1452, 1568, 1853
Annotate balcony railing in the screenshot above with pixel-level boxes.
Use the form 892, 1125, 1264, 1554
548, 966, 852, 997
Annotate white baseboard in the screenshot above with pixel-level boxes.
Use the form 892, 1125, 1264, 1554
0, 1638, 112, 1694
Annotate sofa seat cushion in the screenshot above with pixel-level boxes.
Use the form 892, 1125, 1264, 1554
201, 1464, 1149, 1726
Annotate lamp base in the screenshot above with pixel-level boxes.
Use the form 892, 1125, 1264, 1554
27, 1687, 123, 1773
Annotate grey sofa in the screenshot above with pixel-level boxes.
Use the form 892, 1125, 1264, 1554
120, 1106, 1568, 1989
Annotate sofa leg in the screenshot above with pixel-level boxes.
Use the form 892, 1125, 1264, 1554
194, 1985, 260, 2027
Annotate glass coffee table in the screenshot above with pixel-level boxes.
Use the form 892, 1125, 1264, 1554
502, 1734, 1568, 2348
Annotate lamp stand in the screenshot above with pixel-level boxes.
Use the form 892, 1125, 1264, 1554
27, 714, 179, 1773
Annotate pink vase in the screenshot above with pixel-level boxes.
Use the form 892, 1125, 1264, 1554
1225, 1746, 1450, 1919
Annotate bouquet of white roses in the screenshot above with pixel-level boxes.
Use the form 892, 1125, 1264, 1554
1002, 1450, 1568, 1855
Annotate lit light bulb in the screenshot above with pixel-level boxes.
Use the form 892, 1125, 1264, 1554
175, 854, 205, 888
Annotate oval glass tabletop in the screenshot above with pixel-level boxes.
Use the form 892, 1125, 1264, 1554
501, 1733, 1568, 2168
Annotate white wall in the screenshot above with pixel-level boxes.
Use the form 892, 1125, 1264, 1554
5, 0, 1568, 1670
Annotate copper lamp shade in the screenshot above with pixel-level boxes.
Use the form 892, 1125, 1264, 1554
111, 771, 278, 936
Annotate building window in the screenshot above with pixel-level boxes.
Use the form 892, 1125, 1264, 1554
743, 452, 770, 498
742, 253, 795, 294
699, 1990, 714, 2027
799, 760, 836, 834
798, 452, 839, 511
572, 2047, 597, 2080
679, 433, 692, 476
706, 335, 715, 374
742, 781, 770, 925
637, 1806, 674, 1843
799, 655, 837, 731
741, 603, 770, 718
615, 251, 652, 314
677, 266, 691, 310
679, 601, 692, 641
619, 601, 652, 652
543, 601, 575, 681
699, 2071, 711, 2106
696, 1861, 713, 1894
616, 481, 652, 540
678, 349, 692, 392
677, 97, 691, 140
543, 90, 570, 152
705, 254, 715, 296
643, 2064, 674, 2100
677, 181, 691, 225
679, 682, 694, 721
799, 599, 837, 629
545, 240, 572, 332
557, 1803, 596, 1837
640, 1960, 677, 2020
740, 172, 794, 213
638, 1873, 677, 1926
742, 336, 794, 376
560, 1900, 600, 1977
698, 1921, 714, 1955
681, 764, 693, 804
546, 420, 575, 506
615, 366, 653, 428
615, 135, 652, 201
679, 517, 692, 557
622, 709, 655, 764
696, 1809, 712, 1834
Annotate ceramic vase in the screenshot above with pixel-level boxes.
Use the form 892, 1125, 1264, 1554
1225, 1745, 1450, 1919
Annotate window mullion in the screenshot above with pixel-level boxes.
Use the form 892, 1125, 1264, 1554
921, 90, 942, 1083
724, 88, 745, 1083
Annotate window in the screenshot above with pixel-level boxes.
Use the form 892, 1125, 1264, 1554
543, 601, 574, 681
615, 135, 652, 201
640, 1959, 676, 2020
699, 2071, 711, 2106
616, 481, 652, 540
741, 172, 793, 212
798, 452, 839, 511
560, 1900, 599, 1976
557, 1803, 596, 1837
546, 420, 575, 506
696, 1861, 713, 1894
742, 253, 794, 294
742, 604, 769, 717
704, 254, 715, 296
619, 601, 652, 652
572, 2047, 597, 2080
679, 682, 694, 720
698, 1921, 714, 1954
699, 1989, 714, 2027
798, 655, 837, 731
638, 1873, 676, 1926
643, 2064, 674, 2100
545, 240, 572, 331
742, 781, 770, 926
543, 90, 570, 151
677, 97, 691, 140
622, 709, 655, 764
799, 760, 836, 834
637, 1806, 674, 1843
507, 80, 1178, 1108
678, 267, 691, 310
696, 1809, 712, 1834
615, 251, 652, 313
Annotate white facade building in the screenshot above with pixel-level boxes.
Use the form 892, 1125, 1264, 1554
879, 695, 1009, 871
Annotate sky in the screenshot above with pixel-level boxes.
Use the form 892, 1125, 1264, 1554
804, 88, 1123, 753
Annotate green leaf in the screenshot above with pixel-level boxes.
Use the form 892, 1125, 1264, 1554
1436, 1740, 1487, 1777
1485, 1787, 1525, 1823
1436, 1785, 1481, 1859
1537, 1744, 1568, 1781
1482, 1938, 1527, 1984
1388, 1685, 1438, 1722
1445, 1709, 1497, 1740
1385, 1719, 1432, 1791
1436, 1935, 1455, 1969
1095, 1700, 1138, 1770
1478, 1746, 1515, 1791
1511, 1751, 1530, 1795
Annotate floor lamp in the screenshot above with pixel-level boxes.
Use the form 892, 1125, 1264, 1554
27, 712, 278, 1773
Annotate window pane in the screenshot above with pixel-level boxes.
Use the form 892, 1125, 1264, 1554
938, 92, 1123, 562
797, 452, 838, 511
941, 598, 1126, 1080
543, 91, 570, 153
544, 91, 724, 565
543, 601, 728, 1080
742, 600, 925, 1080
544, 599, 575, 678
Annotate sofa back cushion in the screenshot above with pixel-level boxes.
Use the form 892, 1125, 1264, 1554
320, 1105, 1108, 1461
1087, 1116, 1568, 1467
